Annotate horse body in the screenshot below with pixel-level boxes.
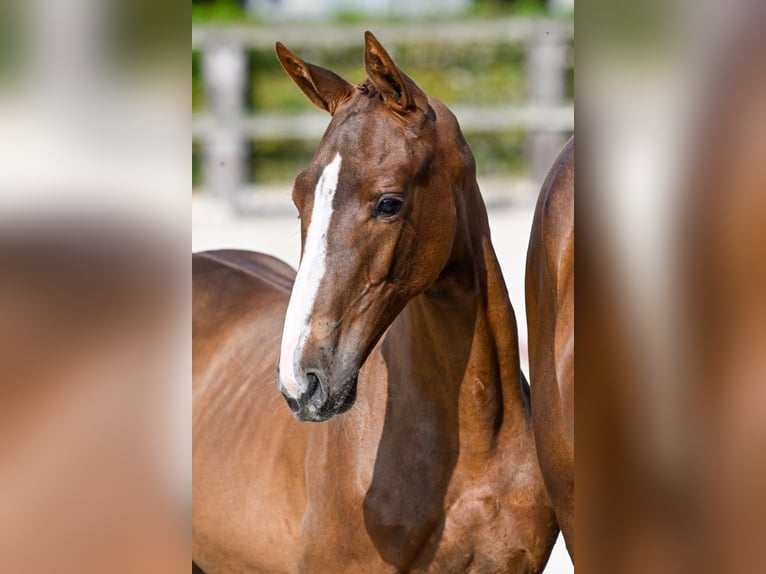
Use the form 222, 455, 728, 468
193, 33, 558, 573
525, 137, 575, 558
193, 251, 307, 572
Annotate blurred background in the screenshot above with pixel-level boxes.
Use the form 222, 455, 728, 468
0, 0, 189, 571
191, 0, 573, 201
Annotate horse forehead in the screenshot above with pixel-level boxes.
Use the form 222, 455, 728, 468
327, 97, 402, 146
341, 118, 420, 164
312, 99, 428, 185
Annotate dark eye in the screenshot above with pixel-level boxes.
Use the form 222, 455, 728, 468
374, 196, 403, 218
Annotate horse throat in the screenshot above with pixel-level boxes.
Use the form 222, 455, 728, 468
382, 183, 528, 457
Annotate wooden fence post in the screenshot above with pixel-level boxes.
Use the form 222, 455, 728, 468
200, 40, 247, 200
527, 29, 569, 184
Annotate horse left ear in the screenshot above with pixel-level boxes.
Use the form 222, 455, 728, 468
276, 42, 355, 114
364, 31, 424, 114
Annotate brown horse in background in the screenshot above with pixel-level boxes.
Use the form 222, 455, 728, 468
526, 137, 574, 559
193, 33, 558, 572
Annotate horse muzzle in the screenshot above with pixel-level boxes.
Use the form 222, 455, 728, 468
279, 367, 359, 422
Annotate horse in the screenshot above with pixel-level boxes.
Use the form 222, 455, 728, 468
525, 137, 574, 559
192, 32, 558, 572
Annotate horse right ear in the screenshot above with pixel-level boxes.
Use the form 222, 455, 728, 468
364, 31, 423, 114
275, 42, 355, 115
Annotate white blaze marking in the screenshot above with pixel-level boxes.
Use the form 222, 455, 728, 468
279, 153, 342, 396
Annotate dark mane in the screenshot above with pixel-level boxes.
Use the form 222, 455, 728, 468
356, 80, 379, 99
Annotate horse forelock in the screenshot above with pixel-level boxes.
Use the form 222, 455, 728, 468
356, 80, 379, 99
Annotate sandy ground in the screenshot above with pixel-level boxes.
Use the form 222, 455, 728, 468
192, 177, 573, 573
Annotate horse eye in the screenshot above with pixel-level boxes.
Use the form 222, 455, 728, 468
374, 197, 403, 217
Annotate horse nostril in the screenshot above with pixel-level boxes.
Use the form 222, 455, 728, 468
305, 371, 320, 400
285, 395, 300, 412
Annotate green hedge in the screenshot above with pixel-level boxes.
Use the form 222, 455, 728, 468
192, 13, 573, 185
247, 41, 527, 114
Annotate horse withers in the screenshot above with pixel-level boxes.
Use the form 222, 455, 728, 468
526, 137, 574, 559
193, 32, 558, 572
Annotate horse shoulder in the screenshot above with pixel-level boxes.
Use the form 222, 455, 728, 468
526, 137, 574, 370
539, 137, 574, 286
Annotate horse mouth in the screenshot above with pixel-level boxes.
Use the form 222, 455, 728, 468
329, 378, 358, 415
294, 374, 358, 423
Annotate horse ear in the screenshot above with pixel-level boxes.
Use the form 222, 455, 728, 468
275, 42, 355, 115
364, 31, 421, 113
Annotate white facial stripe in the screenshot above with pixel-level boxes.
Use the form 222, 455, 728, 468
279, 153, 342, 396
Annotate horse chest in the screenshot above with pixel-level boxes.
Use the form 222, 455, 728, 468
302, 438, 515, 572
371, 481, 518, 573
300, 492, 510, 573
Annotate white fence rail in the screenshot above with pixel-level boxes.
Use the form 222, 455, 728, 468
192, 18, 573, 200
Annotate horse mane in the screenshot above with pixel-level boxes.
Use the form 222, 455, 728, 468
356, 80, 379, 99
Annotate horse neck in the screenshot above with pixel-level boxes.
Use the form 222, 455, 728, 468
385, 177, 529, 455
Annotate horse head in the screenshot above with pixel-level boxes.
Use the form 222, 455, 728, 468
276, 32, 471, 422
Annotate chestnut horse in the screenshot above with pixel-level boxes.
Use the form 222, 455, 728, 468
193, 33, 558, 572
525, 137, 574, 559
